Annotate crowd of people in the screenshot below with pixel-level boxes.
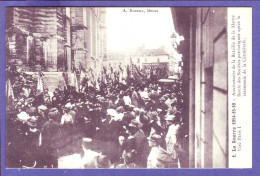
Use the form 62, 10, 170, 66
6, 62, 188, 169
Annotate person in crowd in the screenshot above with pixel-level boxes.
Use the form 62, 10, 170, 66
165, 114, 180, 168
111, 135, 127, 164
37, 105, 48, 129
131, 87, 141, 108
140, 87, 149, 100
147, 134, 176, 168
6, 62, 186, 169
43, 88, 53, 106
20, 117, 40, 168
123, 90, 132, 106
115, 149, 141, 168
39, 109, 61, 168
60, 105, 74, 144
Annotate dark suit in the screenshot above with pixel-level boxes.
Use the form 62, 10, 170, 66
39, 119, 61, 168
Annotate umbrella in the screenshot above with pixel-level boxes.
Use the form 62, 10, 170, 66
158, 79, 175, 83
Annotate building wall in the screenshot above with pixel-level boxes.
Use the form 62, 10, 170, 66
131, 55, 169, 69
172, 7, 228, 168
6, 7, 107, 73
195, 8, 228, 168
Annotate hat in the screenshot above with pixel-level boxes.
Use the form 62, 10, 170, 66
129, 119, 140, 128
66, 99, 76, 103
128, 105, 135, 108
48, 108, 60, 119
26, 107, 37, 115
94, 155, 111, 168
133, 108, 141, 113
82, 137, 94, 151
157, 108, 162, 112
165, 114, 176, 121
124, 112, 135, 121
25, 98, 35, 104
147, 111, 158, 119
38, 105, 47, 111
159, 96, 166, 101
130, 86, 134, 91
26, 80, 34, 84
64, 103, 73, 109
107, 109, 117, 117
27, 118, 37, 127
116, 106, 125, 113
23, 84, 30, 88
115, 113, 124, 121
82, 138, 93, 146
147, 134, 163, 144
168, 108, 177, 115
17, 111, 30, 121
139, 115, 150, 125
99, 97, 108, 103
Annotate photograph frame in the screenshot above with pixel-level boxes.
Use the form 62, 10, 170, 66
0, 0, 259, 176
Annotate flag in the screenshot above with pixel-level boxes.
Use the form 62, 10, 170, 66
6, 79, 14, 101
133, 65, 144, 78
130, 64, 134, 78
80, 70, 86, 91
62, 72, 69, 88
95, 78, 100, 91
80, 70, 85, 83
102, 71, 107, 84
6, 79, 15, 111
103, 66, 107, 74
37, 73, 44, 94
110, 65, 113, 73
119, 71, 123, 84
146, 67, 151, 79
119, 64, 123, 72
126, 65, 131, 79
123, 65, 127, 79
89, 68, 95, 82
79, 64, 86, 72
74, 71, 79, 92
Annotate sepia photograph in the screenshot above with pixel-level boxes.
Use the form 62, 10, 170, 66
4, 6, 251, 169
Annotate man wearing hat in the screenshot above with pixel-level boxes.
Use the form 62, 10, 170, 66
39, 108, 61, 168
37, 105, 48, 129
21, 118, 40, 168
165, 114, 180, 168
124, 119, 149, 167
147, 134, 175, 168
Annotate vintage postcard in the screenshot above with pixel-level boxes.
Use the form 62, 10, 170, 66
1, 1, 256, 176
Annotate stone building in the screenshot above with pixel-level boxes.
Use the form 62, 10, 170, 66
130, 47, 170, 70
6, 7, 107, 73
